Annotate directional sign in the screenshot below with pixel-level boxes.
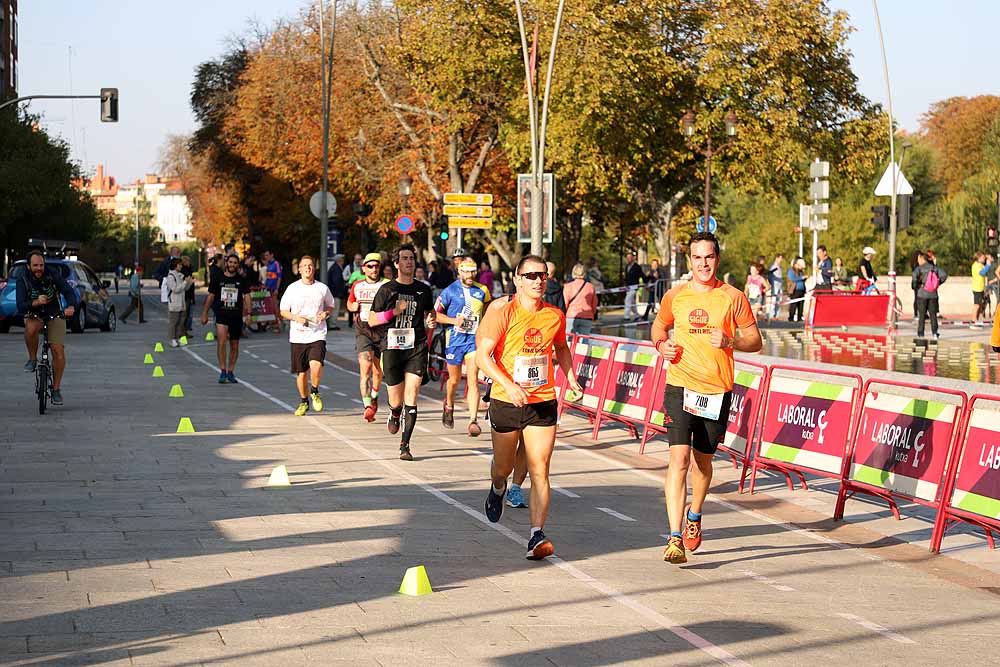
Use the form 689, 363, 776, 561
395, 215, 414, 235
309, 191, 337, 219
696, 216, 718, 234
443, 205, 492, 217
447, 216, 492, 229
874, 162, 914, 196
443, 192, 493, 205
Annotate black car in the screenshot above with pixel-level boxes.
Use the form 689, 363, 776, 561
0, 259, 117, 334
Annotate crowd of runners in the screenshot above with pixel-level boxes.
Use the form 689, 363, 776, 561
193, 232, 761, 562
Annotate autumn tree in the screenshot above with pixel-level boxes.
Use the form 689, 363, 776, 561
920, 95, 1000, 196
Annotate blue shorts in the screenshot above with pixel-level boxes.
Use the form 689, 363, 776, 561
445, 341, 476, 366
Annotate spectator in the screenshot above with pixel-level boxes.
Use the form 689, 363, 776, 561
347, 253, 364, 281
291, 257, 300, 278
153, 246, 181, 286
768, 254, 785, 318
787, 257, 806, 322
382, 263, 396, 281
119, 264, 146, 324
478, 261, 495, 296
972, 252, 989, 326
542, 261, 566, 311
563, 262, 598, 334
430, 258, 454, 292
164, 258, 193, 347
833, 257, 850, 290
744, 263, 768, 318
912, 251, 947, 339
181, 255, 196, 337
326, 254, 347, 330
816, 245, 833, 291
858, 247, 877, 293
586, 256, 605, 291
209, 253, 224, 286
415, 266, 431, 286
624, 252, 643, 320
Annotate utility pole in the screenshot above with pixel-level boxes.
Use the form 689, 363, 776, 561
873, 0, 898, 295
318, 0, 337, 281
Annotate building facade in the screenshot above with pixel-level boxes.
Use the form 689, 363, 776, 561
0, 0, 17, 100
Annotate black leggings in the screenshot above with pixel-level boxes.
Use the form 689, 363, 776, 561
789, 288, 805, 322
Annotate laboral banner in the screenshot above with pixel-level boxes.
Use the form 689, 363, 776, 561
249, 290, 277, 322
563, 338, 614, 411
849, 392, 957, 502
759, 377, 854, 474
949, 408, 1000, 519
722, 369, 764, 458
601, 343, 659, 422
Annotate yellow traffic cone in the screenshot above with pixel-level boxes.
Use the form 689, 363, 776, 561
168, 384, 184, 398
179, 336, 188, 346
266, 465, 291, 487
152, 366, 165, 377
205, 331, 215, 342
154, 342, 165, 352
398, 565, 433, 596
176, 417, 195, 433
143, 353, 155, 364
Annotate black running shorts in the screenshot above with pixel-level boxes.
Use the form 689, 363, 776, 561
662, 384, 733, 455
489, 399, 558, 433
215, 312, 244, 340
355, 331, 383, 355
382, 341, 428, 387
290, 340, 326, 374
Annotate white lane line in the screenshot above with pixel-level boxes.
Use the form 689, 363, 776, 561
247, 352, 258, 358
552, 485, 580, 498
742, 570, 795, 593
415, 425, 433, 434
596, 507, 636, 522
334, 391, 347, 397
183, 347, 748, 667
836, 613, 915, 644
328, 362, 361, 378
258, 358, 269, 363
352, 399, 364, 404
268, 363, 280, 369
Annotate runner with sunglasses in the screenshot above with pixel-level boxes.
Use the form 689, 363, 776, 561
477, 255, 582, 559
348, 252, 389, 421
368, 244, 436, 461
651, 232, 762, 564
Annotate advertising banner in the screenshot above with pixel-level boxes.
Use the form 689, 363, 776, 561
249, 290, 277, 323
810, 293, 890, 328
601, 343, 659, 423
948, 408, 1000, 518
849, 392, 957, 502
562, 338, 614, 412
759, 376, 855, 475
722, 369, 764, 458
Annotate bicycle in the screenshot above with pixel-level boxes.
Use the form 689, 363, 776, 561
32, 315, 58, 415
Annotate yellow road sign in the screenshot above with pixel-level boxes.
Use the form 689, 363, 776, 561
443, 205, 492, 217
447, 216, 493, 229
443, 192, 493, 205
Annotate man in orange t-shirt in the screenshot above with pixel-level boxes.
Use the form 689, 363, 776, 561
477, 254, 582, 560
651, 232, 762, 564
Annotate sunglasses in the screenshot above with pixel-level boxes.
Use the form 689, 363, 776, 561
518, 271, 548, 282
364, 263, 380, 268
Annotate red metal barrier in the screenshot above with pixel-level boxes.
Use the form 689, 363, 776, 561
808, 291, 891, 329
590, 340, 661, 440
748, 365, 864, 494
931, 394, 1000, 552
558, 335, 617, 424
834, 379, 967, 523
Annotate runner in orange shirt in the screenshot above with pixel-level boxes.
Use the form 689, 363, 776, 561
477, 255, 582, 559
651, 232, 762, 564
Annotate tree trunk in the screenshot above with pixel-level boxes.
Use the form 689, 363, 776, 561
558, 210, 582, 278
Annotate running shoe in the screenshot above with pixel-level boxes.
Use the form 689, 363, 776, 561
363, 404, 377, 422
226, 371, 238, 384
218, 371, 228, 384
310, 391, 323, 412
50, 389, 64, 406
24, 359, 37, 373
170, 339, 179, 348
442, 403, 455, 429
399, 443, 414, 461
294, 401, 309, 417
468, 421, 482, 437
682, 507, 703, 552
387, 410, 401, 435
526, 530, 554, 560
370, 394, 379, 414
485, 481, 506, 523
663, 536, 687, 564
506, 485, 528, 508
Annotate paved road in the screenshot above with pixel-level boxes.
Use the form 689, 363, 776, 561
2, 297, 1000, 666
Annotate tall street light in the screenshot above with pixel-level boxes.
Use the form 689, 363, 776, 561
318, 0, 337, 280
398, 175, 412, 216
682, 109, 738, 232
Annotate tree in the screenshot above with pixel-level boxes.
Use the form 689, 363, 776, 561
920, 95, 1000, 196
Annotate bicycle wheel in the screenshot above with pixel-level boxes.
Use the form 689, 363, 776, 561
36, 362, 49, 415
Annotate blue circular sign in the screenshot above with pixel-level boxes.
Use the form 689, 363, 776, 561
395, 215, 414, 235
696, 216, 718, 234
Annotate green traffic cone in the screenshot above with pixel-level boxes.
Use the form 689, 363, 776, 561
176, 417, 195, 433
152, 366, 164, 377
144, 353, 154, 364
154, 342, 165, 352
168, 384, 184, 398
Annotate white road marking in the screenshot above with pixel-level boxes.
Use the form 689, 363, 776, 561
837, 613, 915, 644
552, 485, 580, 498
182, 347, 749, 667
334, 391, 347, 397
328, 362, 361, 378
596, 507, 636, 522
415, 425, 433, 434
268, 363, 280, 369
742, 570, 795, 593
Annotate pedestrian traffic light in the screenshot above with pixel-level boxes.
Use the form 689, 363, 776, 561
897, 195, 911, 232
988, 226, 999, 250
871, 205, 889, 231
100, 88, 119, 123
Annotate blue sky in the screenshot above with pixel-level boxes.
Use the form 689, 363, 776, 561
17, 0, 1000, 183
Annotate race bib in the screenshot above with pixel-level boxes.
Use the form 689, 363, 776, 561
220, 286, 238, 308
683, 388, 724, 420
359, 302, 372, 320
387, 327, 415, 350
457, 315, 479, 334
514, 355, 548, 387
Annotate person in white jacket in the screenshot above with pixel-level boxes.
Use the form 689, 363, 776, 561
164, 258, 193, 347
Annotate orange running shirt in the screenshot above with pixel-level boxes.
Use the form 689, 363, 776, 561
477, 298, 566, 404
653, 279, 756, 394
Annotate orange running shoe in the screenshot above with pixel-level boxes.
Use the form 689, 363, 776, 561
663, 536, 687, 564
682, 507, 703, 552
363, 404, 376, 422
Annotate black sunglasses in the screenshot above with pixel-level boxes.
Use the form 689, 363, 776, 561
518, 271, 548, 281
364, 262, 380, 268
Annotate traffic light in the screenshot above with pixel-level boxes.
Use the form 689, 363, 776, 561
439, 216, 450, 241
988, 226, 999, 250
871, 205, 889, 231
100, 88, 119, 122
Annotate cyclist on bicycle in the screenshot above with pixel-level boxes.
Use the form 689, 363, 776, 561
16, 250, 78, 405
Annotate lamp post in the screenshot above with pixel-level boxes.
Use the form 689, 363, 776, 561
398, 176, 412, 216
682, 109, 738, 231
318, 0, 338, 281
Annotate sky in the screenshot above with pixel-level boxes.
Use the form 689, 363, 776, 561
17, 0, 1000, 184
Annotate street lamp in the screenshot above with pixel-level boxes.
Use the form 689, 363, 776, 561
398, 176, 413, 214
681, 109, 739, 233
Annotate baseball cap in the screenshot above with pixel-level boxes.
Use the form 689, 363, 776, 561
452, 248, 468, 258
363, 252, 382, 265
458, 259, 477, 271
863, 247, 876, 256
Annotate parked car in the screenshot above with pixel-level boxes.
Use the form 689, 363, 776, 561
0, 259, 117, 334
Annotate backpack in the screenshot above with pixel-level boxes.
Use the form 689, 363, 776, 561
924, 268, 940, 293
